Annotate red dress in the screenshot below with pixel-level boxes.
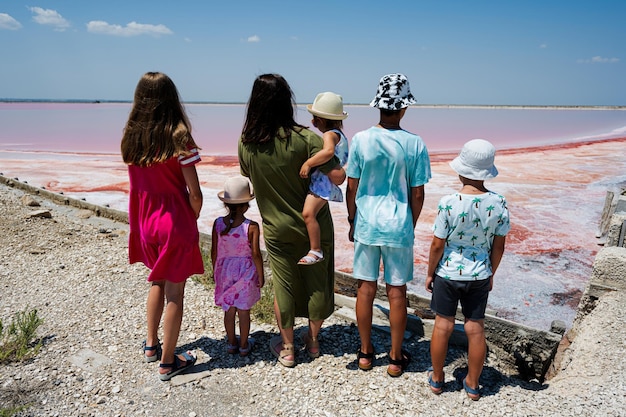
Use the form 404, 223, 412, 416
127, 149, 204, 283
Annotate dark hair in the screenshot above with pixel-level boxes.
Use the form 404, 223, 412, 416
121, 72, 199, 166
220, 203, 249, 235
241, 74, 305, 144
314, 116, 343, 130
380, 108, 403, 117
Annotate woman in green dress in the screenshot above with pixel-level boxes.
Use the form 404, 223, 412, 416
238, 74, 346, 367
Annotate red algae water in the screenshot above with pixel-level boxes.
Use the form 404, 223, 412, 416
2, 102, 626, 330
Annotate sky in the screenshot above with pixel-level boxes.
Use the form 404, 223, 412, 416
1, 1, 625, 105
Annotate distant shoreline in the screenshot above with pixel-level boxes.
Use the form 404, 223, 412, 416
1, 99, 625, 110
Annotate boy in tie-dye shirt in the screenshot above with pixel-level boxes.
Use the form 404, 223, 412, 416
346, 73, 431, 377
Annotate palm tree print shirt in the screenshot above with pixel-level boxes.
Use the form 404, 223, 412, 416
433, 191, 510, 281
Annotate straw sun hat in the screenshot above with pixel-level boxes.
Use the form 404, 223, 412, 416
449, 139, 499, 181
217, 176, 255, 204
307, 92, 348, 120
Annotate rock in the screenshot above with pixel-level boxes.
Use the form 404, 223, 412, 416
21, 195, 40, 207
27, 209, 52, 218
76, 209, 94, 219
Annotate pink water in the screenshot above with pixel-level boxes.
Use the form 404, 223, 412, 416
2, 102, 626, 330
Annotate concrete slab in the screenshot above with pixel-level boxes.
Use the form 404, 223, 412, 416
68, 349, 112, 372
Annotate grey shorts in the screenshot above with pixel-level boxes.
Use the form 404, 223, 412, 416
430, 275, 490, 320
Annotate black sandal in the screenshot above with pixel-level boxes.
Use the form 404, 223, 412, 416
387, 350, 411, 377
357, 350, 374, 371
142, 340, 161, 363
158, 351, 197, 381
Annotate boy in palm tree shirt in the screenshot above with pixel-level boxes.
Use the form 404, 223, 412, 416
425, 139, 510, 401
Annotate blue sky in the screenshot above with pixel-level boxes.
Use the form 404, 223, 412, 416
1, 1, 625, 105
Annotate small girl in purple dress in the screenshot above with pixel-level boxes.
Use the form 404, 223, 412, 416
211, 176, 265, 356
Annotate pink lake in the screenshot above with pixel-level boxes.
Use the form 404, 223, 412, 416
1, 102, 625, 331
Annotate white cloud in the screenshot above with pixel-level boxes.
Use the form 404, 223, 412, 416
539, 43, 547, 49
247, 35, 260, 42
592, 56, 619, 63
86, 21, 173, 37
0, 13, 22, 30
577, 55, 620, 64
28, 6, 70, 31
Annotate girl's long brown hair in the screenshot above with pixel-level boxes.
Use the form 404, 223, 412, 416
121, 72, 199, 166
241, 73, 305, 144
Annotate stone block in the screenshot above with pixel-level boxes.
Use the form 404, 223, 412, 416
606, 213, 626, 247
614, 195, 626, 213
590, 246, 626, 290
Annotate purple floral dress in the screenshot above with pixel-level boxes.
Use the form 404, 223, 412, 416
213, 218, 261, 311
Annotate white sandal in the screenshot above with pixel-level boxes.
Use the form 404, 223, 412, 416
298, 250, 324, 265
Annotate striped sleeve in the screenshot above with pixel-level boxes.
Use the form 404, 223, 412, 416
178, 148, 201, 166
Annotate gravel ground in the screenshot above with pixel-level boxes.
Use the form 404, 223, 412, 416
1, 182, 625, 417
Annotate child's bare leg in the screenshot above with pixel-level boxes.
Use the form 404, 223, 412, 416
356, 280, 376, 366
430, 314, 455, 382
301, 193, 327, 255
224, 307, 237, 347
386, 284, 409, 375
464, 319, 486, 390
238, 309, 251, 348
146, 281, 165, 356
159, 280, 188, 374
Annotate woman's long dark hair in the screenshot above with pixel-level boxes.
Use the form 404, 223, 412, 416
241, 74, 305, 144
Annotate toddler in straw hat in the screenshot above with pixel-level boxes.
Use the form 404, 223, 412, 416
298, 92, 349, 265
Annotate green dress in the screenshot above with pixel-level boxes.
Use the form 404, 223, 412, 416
238, 127, 338, 328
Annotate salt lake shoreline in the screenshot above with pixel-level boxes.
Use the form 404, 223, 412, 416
3, 98, 626, 110
1, 179, 625, 416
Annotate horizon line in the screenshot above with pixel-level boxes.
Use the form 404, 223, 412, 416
1, 98, 625, 110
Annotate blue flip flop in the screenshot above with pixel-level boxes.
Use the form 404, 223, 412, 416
463, 378, 481, 401
427, 366, 444, 394
159, 351, 197, 381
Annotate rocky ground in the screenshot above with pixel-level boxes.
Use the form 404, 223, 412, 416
1, 182, 625, 417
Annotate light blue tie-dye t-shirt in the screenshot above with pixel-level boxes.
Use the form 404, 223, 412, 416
346, 126, 431, 248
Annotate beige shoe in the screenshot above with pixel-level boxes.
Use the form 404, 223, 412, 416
301, 333, 320, 359
269, 336, 295, 367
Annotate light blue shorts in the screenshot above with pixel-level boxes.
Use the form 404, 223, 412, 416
352, 241, 414, 286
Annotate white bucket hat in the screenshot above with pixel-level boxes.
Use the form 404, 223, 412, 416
218, 176, 255, 204
449, 139, 499, 180
307, 92, 348, 120
369, 73, 417, 110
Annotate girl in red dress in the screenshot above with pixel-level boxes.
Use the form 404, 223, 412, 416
121, 72, 204, 381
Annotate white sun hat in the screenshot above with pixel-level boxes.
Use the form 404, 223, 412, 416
449, 139, 499, 180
